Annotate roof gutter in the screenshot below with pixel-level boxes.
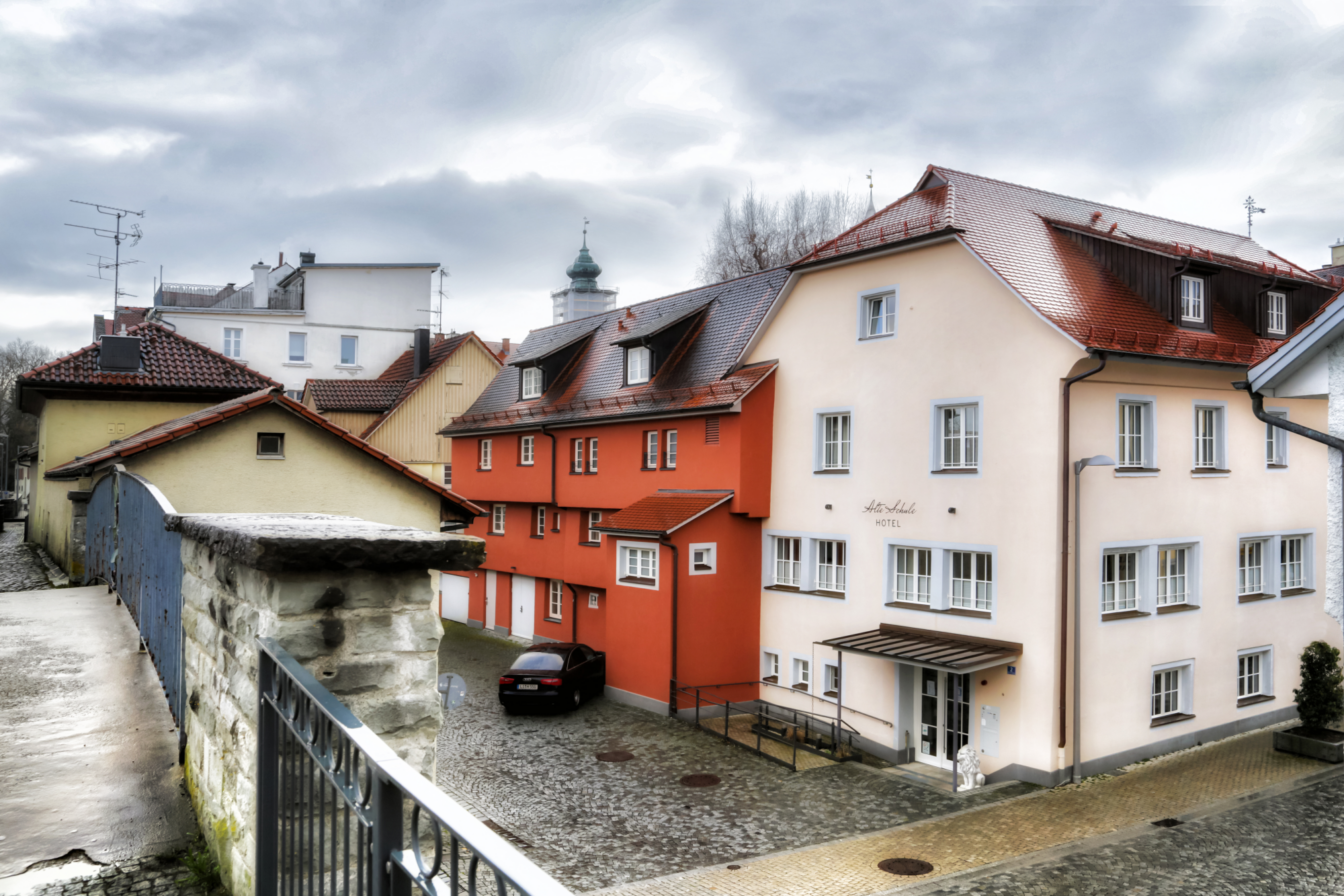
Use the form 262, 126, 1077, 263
1233, 382, 1344, 452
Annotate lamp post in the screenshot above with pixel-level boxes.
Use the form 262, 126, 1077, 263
1072, 454, 1115, 785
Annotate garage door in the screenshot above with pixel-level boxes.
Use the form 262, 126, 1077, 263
440, 573, 470, 624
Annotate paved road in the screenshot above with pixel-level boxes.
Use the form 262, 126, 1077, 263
434, 624, 1034, 893
0, 529, 53, 593
914, 771, 1344, 896
0, 586, 195, 879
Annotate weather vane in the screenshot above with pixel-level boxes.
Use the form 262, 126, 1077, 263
865, 170, 875, 214
1244, 196, 1265, 238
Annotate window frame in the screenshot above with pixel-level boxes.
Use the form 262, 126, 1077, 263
1097, 537, 1202, 619
585, 511, 603, 546
616, 540, 659, 589
547, 579, 564, 621
814, 408, 853, 474
688, 542, 716, 575
287, 331, 308, 364
490, 503, 506, 535
520, 366, 543, 400
338, 335, 358, 367
1150, 659, 1195, 723
643, 431, 659, 470
761, 649, 781, 683
928, 398, 983, 476
1265, 408, 1289, 470
1190, 400, 1229, 474
1179, 275, 1206, 325
1101, 550, 1139, 614
588, 437, 599, 473
772, 536, 802, 588
256, 432, 285, 459
815, 539, 847, 594
520, 435, 535, 466
222, 327, 244, 360
1115, 394, 1158, 474
588, 592, 600, 610
1266, 291, 1288, 336
625, 346, 652, 385
571, 438, 584, 474
1237, 646, 1274, 705
1237, 529, 1316, 599
882, 538, 1000, 618
892, 546, 932, 605
856, 286, 898, 341
664, 429, 678, 469
442, 463, 452, 488
949, 550, 993, 612
478, 439, 492, 471
534, 505, 546, 538
790, 655, 811, 693
822, 660, 841, 700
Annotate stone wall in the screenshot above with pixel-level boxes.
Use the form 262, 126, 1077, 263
170, 514, 484, 896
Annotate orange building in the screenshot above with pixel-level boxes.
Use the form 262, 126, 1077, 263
440, 261, 789, 712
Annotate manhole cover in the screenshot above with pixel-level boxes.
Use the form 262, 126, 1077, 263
679, 773, 721, 787
596, 750, 635, 762
878, 858, 934, 876
1152, 818, 1183, 828
726, 865, 742, 870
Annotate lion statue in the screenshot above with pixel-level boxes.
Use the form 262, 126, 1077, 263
956, 744, 985, 790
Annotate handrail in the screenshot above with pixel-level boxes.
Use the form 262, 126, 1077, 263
674, 678, 893, 728
256, 637, 573, 896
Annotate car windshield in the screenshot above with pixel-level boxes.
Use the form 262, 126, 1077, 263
512, 652, 565, 671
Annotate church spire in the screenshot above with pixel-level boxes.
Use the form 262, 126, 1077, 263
565, 218, 602, 291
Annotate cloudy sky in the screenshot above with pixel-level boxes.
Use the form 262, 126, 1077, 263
2, 0, 1343, 354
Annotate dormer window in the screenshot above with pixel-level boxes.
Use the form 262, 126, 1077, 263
1180, 276, 1205, 323
521, 366, 543, 400
626, 346, 651, 385
1266, 291, 1287, 336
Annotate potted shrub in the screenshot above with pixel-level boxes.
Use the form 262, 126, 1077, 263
1274, 640, 1344, 763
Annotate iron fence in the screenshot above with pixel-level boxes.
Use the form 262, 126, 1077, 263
257, 638, 573, 896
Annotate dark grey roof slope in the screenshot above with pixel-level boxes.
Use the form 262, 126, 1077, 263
442, 268, 789, 434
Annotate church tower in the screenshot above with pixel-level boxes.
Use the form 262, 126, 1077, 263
551, 224, 619, 324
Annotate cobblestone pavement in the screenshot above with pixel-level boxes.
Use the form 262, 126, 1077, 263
0, 528, 53, 592
915, 770, 1344, 896
434, 624, 1036, 893
594, 724, 1328, 896
11, 854, 212, 896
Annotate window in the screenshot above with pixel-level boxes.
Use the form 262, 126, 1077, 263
223, 328, 243, 359
1152, 668, 1182, 718
588, 438, 598, 472
479, 439, 492, 470
823, 662, 840, 698
1192, 403, 1226, 471
534, 506, 546, 537
443, 464, 452, 488
774, 537, 801, 586
644, 431, 658, 469
1266, 291, 1287, 336
861, 291, 896, 339
762, 651, 780, 683
1180, 275, 1204, 323
819, 413, 851, 471
1238, 541, 1264, 596
586, 511, 602, 545
548, 580, 564, 620
894, 547, 932, 604
491, 504, 506, 534
521, 367, 543, 399
588, 592, 599, 609
1266, 412, 1288, 467
950, 551, 993, 611
816, 540, 847, 593
1156, 547, 1188, 606
791, 657, 810, 692
626, 346, 651, 384
941, 405, 979, 470
1102, 551, 1138, 612
288, 332, 307, 363
620, 544, 657, 584
1119, 401, 1145, 467
689, 543, 716, 575
1282, 537, 1304, 590
1238, 647, 1273, 703
339, 335, 357, 366
257, 432, 285, 458
664, 430, 678, 468
520, 435, 535, 466
572, 439, 584, 473
1238, 653, 1262, 698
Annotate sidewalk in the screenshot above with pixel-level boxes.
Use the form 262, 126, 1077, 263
593, 724, 1327, 896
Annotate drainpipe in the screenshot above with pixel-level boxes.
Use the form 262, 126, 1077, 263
662, 537, 680, 716
1234, 382, 1344, 452
566, 583, 580, 643
539, 426, 557, 506
1059, 352, 1107, 752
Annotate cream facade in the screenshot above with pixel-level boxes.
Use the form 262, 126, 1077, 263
747, 238, 1339, 785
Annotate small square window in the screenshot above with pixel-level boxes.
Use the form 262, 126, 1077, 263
587, 511, 602, 544
689, 543, 716, 575
619, 544, 658, 586
792, 657, 811, 692
520, 435, 535, 466
762, 650, 780, 683
288, 332, 307, 363
823, 662, 840, 699
521, 367, 543, 400
861, 291, 896, 338
443, 464, 452, 488
588, 592, 600, 609
1151, 661, 1193, 721
340, 335, 357, 366
257, 432, 285, 458
627, 346, 651, 385
1238, 648, 1273, 700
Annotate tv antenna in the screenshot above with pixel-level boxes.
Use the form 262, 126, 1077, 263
1243, 196, 1265, 238
436, 268, 451, 335
66, 200, 144, 329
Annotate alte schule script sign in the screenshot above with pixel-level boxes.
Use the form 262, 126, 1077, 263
863, 500, 917, 527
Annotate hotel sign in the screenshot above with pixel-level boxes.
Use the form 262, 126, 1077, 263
862, 500, 917, 527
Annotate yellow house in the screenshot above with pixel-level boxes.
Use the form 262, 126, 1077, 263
303, 330, 502, 489
17, 323, 277, 576
43, 389, 483, 537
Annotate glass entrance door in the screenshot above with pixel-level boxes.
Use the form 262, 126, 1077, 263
917, 669, 971, 770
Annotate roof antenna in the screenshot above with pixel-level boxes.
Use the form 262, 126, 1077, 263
66, 200, 144, 331
582, 217, 590, 249
1243, 196, 1265, 238
435, 267, 451, 336
865, 170, 875, 216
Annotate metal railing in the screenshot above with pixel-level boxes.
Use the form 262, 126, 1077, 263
257, 638, 572, 896
671, 681, 862, 771
154, 281, 303, 311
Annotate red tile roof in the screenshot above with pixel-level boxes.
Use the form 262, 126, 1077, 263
20, 322, 277, 394
797, 166, 1331, 366
43, 387, 484, 518
596, 490, 733, 536
304, 379, 408, 413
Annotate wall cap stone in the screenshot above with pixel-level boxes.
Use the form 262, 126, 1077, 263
165, 513, 485, 573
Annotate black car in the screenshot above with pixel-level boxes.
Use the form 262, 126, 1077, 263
498, 643, 606, 712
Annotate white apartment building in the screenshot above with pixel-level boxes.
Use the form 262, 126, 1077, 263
149, 252, 438, 396
738, 166, 1342, 787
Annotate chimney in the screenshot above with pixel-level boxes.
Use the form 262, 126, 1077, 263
93, 314, 106, 342
1332, 238, 1344, 268
299, 251, 316, 265
501, 338, 510, 359
252, 260, 270, 309
413, 327, 431, 378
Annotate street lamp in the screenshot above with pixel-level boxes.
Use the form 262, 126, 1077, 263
1072, 454, 1115, 785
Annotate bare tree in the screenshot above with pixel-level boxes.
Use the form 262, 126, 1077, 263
0, 339, 55, 486
697, 186, 866, 284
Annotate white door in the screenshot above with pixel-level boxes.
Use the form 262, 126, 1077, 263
916, 669, 971, 770
511, 575, 535, 641
440, 573, 470, 624
485, 571, 497, 631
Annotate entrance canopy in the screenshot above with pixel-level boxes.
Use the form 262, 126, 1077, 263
821, 623, 1022, 674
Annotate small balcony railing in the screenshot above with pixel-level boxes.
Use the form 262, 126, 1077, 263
155, 281, 303, 311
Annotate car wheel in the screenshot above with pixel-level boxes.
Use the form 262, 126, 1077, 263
571, 688, 582, 710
